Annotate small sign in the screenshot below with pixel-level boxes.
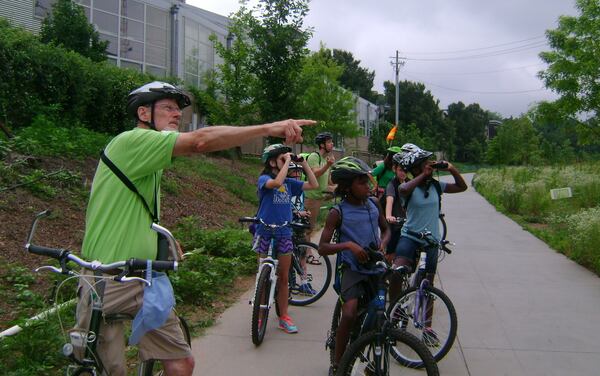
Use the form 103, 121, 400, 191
550, 187, 573, 200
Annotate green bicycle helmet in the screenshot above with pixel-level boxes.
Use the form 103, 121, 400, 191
330, 156, 371, 184
261, 143, 292, 163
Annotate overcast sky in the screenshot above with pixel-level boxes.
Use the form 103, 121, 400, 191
188, 0, 578, 117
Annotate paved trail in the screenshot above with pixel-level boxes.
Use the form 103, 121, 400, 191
191, 174, 600, 375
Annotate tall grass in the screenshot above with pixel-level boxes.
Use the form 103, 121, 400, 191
473, 162, 600, 274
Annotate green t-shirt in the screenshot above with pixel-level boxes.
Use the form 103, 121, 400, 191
305, 152, 329, 199
82, 128, 178, 263
372, 163, 395, 190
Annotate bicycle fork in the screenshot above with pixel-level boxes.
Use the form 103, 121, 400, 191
249, 257, 279, 310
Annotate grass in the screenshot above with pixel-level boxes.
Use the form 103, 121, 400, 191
473, 162, 600, 274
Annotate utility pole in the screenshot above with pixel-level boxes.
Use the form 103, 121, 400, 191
390, 50, 405, 127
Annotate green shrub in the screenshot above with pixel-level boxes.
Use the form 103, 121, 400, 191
12, 116, 112, 157
0, 19, 160, 135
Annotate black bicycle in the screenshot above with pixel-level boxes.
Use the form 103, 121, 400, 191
326, 247, 439, 376
25, 210, 190, 376
387, 229, 457, 367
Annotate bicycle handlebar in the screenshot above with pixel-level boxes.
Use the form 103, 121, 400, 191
238, 216, 309, 230
25, 210, 178, 284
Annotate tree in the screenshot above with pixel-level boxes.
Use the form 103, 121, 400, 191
295, 46, 358, 143
446, 102, 488, 162
247, 0, 312, 122
327, 49, 377, 103
382, 80, 449, 154
40, 0, 107, 62
539, 0, 600, 140
206, 6, 259, 125
486, 117, 542, 165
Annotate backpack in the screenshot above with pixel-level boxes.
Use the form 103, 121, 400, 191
381, 177, 405, 219
403, 179, 442, 211
299, 152, 321, 181
331, 197, 379, 295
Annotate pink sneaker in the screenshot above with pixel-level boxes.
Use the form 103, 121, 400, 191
278, 315, 298, 334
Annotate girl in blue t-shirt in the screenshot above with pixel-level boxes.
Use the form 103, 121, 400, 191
318, 156, 390, 374
254, 144, 318, 334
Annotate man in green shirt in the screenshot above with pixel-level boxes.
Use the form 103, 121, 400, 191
304, 132, 335, 237
78, 81, 315, 376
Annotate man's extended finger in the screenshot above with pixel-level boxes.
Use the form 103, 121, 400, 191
293, 119, 317, 127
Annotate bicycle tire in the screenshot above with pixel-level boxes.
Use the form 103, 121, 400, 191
251, 265, 272, 346
138, 315, 192, 376
327, 299, 343, 365
387, 285, 457, 366
288, 241, 331, 306
337, 329, 439, 376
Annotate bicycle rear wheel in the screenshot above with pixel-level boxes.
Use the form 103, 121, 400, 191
251, 265, 272, 346
337, 329, 439, 376
138, 315, 191, 376
288, 241, 331, 306
388, 285, 457, 366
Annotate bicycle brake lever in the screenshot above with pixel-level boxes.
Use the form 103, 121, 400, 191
35, 265, 63, 274
118, 276, 150, 286
375, 261, 387, 269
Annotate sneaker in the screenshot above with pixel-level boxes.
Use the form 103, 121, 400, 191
278, 315, 298, 334
422, 327, 440, 347
297, 283, 317, 296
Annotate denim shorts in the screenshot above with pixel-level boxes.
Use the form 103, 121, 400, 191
394, 236, 439, 274
252, 234, 293, 256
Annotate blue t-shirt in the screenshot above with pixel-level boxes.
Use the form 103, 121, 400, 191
256, 174, 304, 237
401, 180, 447, 243
338, 198, 383, 275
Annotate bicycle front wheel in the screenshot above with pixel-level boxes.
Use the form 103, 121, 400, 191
388, 285, 457, 366
337, 329, 439, 376
138, 315, 191, 375
288, 241, 331, 306
251, 265, 272, 346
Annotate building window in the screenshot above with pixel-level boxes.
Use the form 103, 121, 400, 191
184, 17, 215, 88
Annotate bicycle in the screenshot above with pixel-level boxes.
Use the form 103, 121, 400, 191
288, 215, 332, 306
24, 209, 190, 376
326, 246, 439, 376
240, 217, 330, 345
387, 229, 457, 367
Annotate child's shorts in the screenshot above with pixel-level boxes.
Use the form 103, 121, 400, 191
252, 234, 294, 256
339, 266, 378, 303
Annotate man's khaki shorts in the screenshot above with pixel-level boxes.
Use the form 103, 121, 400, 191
75, 271, 191, 376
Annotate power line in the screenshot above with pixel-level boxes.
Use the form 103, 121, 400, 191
404, 41, 548, 61
401, 35, 546, 55
403, 73, 546, 95
403, 63, 545, 77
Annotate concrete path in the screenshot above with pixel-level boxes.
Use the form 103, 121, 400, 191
191, 174, 600, 375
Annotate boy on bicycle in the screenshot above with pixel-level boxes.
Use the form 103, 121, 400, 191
254, 144, 318, 333
318, 157, 390, 375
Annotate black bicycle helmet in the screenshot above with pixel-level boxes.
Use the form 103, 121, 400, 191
126, 81, 191, 129
330, 156, 371, 184
315, 132, 333, 146
261, 143, 292, 163
396, 143, 433, 172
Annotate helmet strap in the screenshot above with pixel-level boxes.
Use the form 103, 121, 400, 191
138, 103, 157, 130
